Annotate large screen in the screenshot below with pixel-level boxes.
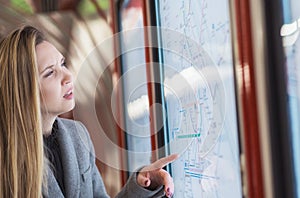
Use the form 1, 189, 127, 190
156, 0, 243, 197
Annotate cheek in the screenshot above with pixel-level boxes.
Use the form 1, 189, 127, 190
39, 83, 59, 105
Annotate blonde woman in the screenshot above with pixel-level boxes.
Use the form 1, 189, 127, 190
0, 25, 178, 198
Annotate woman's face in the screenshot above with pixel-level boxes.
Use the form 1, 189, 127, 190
36, 41, 75, 117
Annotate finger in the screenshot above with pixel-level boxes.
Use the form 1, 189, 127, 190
137, 171, 151, 187
165, 182, 174, 198
160, 170, 174, 197
151, 154, 179, 170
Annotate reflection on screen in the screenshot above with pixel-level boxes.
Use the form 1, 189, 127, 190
157, 0, 243, 197
281, 0, 300, 196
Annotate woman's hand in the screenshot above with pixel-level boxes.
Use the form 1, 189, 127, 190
137, 154, 179, 197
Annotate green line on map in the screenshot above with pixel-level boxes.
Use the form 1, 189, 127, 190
177, 133, 201, 139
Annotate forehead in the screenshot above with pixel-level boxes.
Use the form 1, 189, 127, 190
36, 41, 62, 69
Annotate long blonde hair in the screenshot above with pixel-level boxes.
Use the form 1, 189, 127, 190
0, 26, 45, 198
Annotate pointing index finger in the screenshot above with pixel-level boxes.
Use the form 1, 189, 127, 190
151, 154, 179, 170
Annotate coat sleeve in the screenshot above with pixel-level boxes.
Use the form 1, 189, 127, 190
78, 121, 166, 198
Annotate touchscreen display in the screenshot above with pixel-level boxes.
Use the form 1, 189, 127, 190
156, 0, 243, 197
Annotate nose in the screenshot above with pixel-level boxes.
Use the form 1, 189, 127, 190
62, 68, 73, 85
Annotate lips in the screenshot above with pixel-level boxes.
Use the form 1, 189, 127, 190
63, 87, 74, 99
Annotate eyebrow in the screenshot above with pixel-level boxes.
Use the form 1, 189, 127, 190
39, 57, 65, 75
40, 65, 54, 75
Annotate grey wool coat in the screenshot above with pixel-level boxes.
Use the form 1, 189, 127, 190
42, 118, 166, 198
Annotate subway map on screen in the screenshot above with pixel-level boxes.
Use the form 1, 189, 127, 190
157, 0, 243, 197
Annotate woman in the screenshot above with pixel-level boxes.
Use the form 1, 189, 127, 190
0, 25, 178, 198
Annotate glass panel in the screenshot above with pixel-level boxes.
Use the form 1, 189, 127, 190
156, 0, 243, 197
119, 0, 151, 172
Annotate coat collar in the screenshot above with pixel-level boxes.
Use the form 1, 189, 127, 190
44, 118, 80, 198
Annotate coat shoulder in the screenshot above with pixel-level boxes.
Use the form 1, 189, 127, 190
56, 117, 91, 146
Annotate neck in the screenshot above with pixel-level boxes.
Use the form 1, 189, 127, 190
42, 114, 57, 136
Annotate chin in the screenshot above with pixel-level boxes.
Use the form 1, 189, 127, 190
61, 101, 76, 114
67, 101, 76, 112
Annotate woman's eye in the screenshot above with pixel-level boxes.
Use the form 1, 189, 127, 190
44, 70, 54, 78
62, 61, 67, 68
